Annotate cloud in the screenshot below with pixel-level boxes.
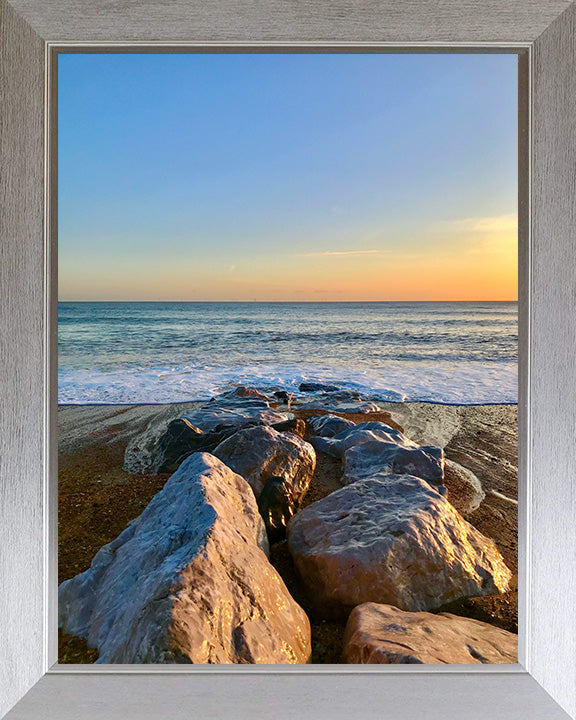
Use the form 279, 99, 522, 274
447, 213, 518, 233
436, 213, 517, 258
293, 249, 384, 258
467, 235, 517, 256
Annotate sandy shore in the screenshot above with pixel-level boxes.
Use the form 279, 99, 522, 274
58, 401, 518, 664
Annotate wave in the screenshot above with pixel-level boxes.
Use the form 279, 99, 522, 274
58, 360, 518, 406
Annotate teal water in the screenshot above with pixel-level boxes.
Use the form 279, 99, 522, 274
58, 301, 518, 405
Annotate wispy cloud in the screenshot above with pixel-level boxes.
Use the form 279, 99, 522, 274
447, 213, 518, 233
293, 249, 384, 258
439, 213, 518, 257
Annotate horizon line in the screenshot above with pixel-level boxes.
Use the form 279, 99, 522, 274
58, 298, 519, 303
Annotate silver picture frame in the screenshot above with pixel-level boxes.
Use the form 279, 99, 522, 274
1, 1, 575, 718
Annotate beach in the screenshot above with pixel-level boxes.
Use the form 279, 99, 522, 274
58, 398, 518, 664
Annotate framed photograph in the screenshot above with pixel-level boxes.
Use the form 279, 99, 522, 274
1, 1, 575, 719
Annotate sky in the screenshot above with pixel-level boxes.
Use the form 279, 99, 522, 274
58, 53, 518, 301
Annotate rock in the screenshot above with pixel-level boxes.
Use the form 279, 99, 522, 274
149, 416, 306, 476
311, 422, 412, 459
182, 406, 291, 433
294, 391, 383, 413
321, 389, 361, 400
299, 382, 339, 393
306, 414, 356, 438
287, 474, 511, 615
257, 476, 301, 543
224, 386, 271, 401
343, 440, 444, 489
273, 391, 293, 405
312, 420, 445, 490
271, 417, 306, 439
59, 453, 311, 664
122, 406, 200, 475
207, 389, 270, 410
150, 419, 237, 475
444, 458, 485, 515
213, 425, 316, 501
343, 602, 517, 664
124, 392, 291, 475
210, 397, 269, 410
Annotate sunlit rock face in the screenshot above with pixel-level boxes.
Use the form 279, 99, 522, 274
343, 602, 518, 664
59, 453, 311, 664
213, 425, 316, 501
287, 474, 511, 616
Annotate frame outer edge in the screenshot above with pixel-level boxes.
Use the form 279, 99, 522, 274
0, 0, 575, 717
531, 2, 576, 718
2, 0, 575, 44
0, 0, 45, 716
2, 672, 574, 720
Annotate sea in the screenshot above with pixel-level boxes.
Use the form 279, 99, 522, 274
58, 301, 518, 405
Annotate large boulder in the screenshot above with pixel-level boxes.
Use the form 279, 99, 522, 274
287, 474, 511, 616
343, 440, 444, 488
178, 387, 289, 432
306, 414, 356, 438
310, 421, 412, 459
213, 425, 316, 501
59, 453, 311, 664
343, 602, 517, 664
312, 420, 445, 491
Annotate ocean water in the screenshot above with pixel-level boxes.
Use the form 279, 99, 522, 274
58, 301, 518, 405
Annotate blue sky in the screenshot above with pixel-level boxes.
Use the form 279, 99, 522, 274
58, 53, 518, 301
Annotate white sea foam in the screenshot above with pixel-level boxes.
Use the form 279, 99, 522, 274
58, 360, 518, 406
